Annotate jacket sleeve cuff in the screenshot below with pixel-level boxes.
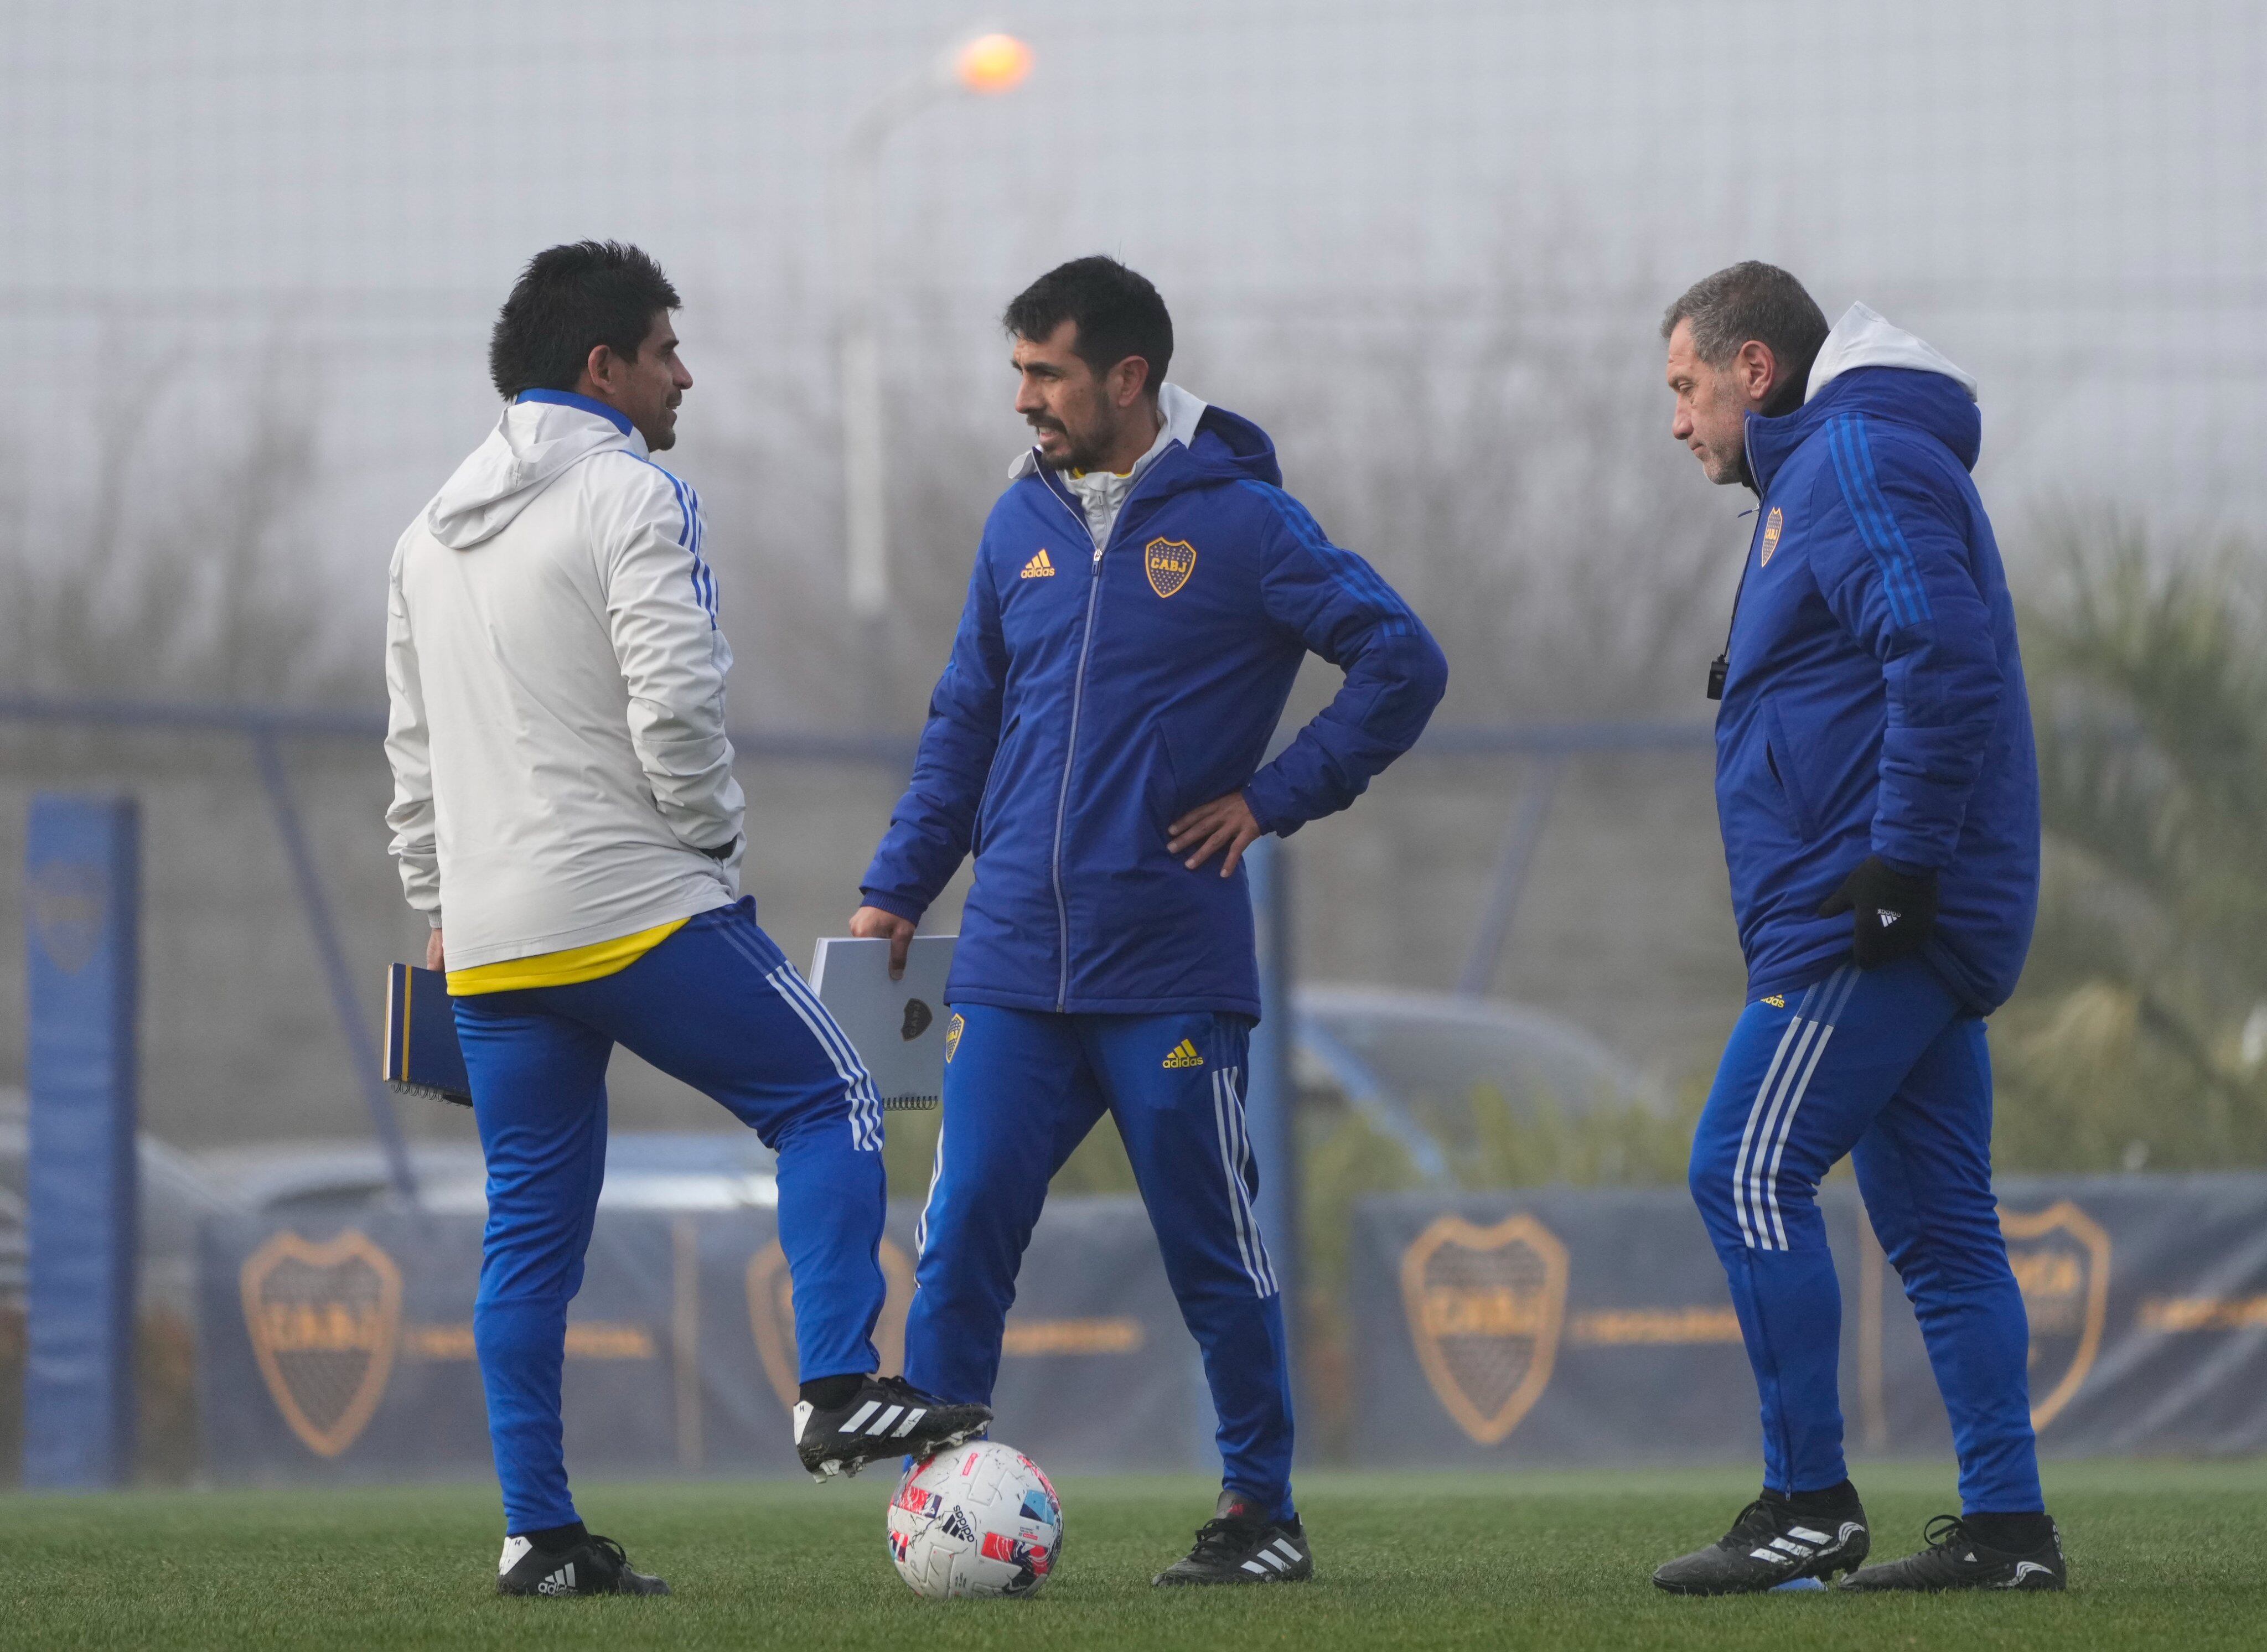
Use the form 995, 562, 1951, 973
1242, 776, 1297, 840
1870, 836, 1947, 877
858, 889, 928, 924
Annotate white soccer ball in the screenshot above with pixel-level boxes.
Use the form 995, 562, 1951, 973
886, 1439, 1063, 1599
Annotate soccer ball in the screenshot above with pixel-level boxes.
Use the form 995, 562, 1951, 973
886, 1440, 1063, 1599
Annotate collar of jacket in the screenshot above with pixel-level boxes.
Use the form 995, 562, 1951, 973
1742, 364, 1984, 497
514, 387, 634, 436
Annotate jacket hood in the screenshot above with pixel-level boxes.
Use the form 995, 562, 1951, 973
1807, 302, 1976, 402
1008, 382, 1282, 493
1747, 304, 1982, 494
425, 391, 645, 550
1177, 401, 1282, 489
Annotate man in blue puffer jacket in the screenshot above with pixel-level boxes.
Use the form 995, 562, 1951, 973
1650, 263, 2066, 1596
851, 257, 1446, 1586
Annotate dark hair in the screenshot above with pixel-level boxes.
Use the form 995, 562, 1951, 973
1002, 256, 1173, 394
488, 240, 681, 400
1661, 262, 1830, 402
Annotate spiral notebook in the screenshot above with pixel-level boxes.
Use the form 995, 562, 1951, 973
382, 962, 472, 1106
808, 935, 957, 1110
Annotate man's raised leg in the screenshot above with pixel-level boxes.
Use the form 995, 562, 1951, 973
553, 900, 987, 1475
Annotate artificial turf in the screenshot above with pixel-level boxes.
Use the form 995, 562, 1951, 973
4, 1461, 2263, 1650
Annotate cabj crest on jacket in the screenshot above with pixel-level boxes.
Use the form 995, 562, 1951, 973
1717, 305, 2040, 1012
861, 393, 1447, 1018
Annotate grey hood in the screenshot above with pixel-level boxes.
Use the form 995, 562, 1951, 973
423, 396, 645, 550
1806, 302, 1978, 404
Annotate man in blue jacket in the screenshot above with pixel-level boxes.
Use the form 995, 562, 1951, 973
850, 256, 1446, 1586
1652, 262, 2065, 1594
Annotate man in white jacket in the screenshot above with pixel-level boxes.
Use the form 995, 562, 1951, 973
385, 242, 985, 1598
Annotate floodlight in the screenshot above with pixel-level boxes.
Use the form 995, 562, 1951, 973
955, 33, 1033, 96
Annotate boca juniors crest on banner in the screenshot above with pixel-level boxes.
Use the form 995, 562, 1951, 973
239, 1229, 403, 1458
1398, 1213, 1569, 1445
2002, 1200, 2111, 1431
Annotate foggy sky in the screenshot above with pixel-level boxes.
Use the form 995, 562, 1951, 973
4, 0, 2262, 619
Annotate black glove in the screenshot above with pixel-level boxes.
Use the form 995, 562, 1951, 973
1818, 856, 1938, 969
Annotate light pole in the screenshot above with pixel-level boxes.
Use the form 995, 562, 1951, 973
836, 32, 1033, 628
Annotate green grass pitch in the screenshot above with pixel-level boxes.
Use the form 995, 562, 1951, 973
6, 1461, 2264, 1650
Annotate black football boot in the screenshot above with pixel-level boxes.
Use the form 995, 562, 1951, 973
1153, 1489, 1314, 1586
792, 1375, 990, 1481
1840, 1514, 2066, 1592
496, 1531, 669, 1597
1653, 1485, 1870, 1594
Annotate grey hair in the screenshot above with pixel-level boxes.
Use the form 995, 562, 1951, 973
1661, 262, 1830, 387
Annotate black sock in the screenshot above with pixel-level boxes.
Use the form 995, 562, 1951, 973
1772, 1479, 1861, 1515
800, 1373, 866, 1410
515, 1521, 588, 1555
1965, 1511, 2053, 1552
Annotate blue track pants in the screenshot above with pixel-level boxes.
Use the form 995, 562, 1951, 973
1689, 957, 2041, 1514
453, 898, 888, 1534
903, 1005, 1297, 1520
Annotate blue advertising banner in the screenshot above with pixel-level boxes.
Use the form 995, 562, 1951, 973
197, 1197, 1214, 1485
1348, 1175, 2267, 1468
23, 794, 142, 1489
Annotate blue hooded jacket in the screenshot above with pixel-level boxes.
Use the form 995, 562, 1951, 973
860, 391, 1447, 1019
1717, 308, 2039, 1013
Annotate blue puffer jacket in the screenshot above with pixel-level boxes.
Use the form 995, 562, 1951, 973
861, 396, 1447, 1018
1719, 312, 2039, 1013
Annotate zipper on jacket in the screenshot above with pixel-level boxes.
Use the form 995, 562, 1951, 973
1041, 472, 1104, 1012
1032, 452, 1181, 1013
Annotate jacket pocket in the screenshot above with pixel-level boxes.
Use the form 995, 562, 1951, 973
972, 714, 1021, 858
1151, 722, 1186, 838
1760, 698, 1822, 843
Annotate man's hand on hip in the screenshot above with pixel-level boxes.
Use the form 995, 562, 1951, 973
850, 904, 917, 981
1169, 791, 1267, 878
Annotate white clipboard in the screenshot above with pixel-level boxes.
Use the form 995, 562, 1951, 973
808, 935, 957, 1110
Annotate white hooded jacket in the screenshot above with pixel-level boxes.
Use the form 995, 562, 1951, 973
384, 391, 743, 972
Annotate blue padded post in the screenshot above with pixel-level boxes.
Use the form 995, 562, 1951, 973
23, 793, 141, 1488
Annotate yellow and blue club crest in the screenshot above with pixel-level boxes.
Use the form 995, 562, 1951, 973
1760, 507, 1784, 568
1145, 537, 1197, 599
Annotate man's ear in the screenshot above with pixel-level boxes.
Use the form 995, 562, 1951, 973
1107, 355, 1152, 408
582, 342, 617, 393
1734, 339, 1781, 410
